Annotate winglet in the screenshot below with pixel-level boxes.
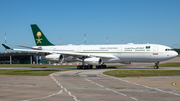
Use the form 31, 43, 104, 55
2, 44, 13, 50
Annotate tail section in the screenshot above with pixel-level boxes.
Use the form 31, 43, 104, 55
31, 24, 54, 46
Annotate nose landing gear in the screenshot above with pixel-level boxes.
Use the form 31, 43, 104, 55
154, 62, 159, 69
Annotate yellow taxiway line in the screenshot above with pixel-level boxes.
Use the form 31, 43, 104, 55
172, 81, 180, 88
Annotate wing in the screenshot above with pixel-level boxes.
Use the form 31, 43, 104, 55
14, 45, 42, 50
2, 44, 117, 59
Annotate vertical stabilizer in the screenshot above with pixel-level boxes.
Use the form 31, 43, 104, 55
31, 24, 54, 46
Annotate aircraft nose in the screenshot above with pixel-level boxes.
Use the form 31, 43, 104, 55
173, 51, 178, 57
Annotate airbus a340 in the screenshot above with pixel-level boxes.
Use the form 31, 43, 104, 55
2, 24, 178, 69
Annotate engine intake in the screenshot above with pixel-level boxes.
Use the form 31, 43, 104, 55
45, 54, 64, 62
84, 57, 103, 65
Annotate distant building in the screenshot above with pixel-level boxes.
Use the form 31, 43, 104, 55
0, 53, 42, 64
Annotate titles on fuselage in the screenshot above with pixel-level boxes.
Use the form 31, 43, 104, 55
124, 47, 150, 52
100, 47, 118, 50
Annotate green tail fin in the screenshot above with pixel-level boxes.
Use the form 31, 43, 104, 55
31, 24, 54, 46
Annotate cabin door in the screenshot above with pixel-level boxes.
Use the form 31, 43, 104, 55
153, 46, 158, 55
118, 47, 122, 54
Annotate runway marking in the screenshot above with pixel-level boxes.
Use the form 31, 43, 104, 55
22, 90, 63, 101
140, 81, 174, 86
85, 78, 138, 100
23, 72, 80, 101
101, 73, 180, 97
131, 97, 138, 101
50, 73, 80, 101
22, 73, 64, 101
172, 81, 180, 88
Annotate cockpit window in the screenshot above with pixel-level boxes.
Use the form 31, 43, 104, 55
165, 49, 173, 51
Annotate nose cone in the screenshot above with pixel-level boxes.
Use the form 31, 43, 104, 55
173, 51, 178, 57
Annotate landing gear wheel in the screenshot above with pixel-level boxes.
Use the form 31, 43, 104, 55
77, 66, 80, 69
96, 65, 107, 69
154, 65, 159, 69
85, 65, 88, 69
154, 62, 159, 69
88, 65, 93, 69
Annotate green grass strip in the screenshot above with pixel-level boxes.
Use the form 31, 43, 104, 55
149, 62, 180, 67
0, 69, 71, 76
103, 70, 180, 77
158, 62, 180, 67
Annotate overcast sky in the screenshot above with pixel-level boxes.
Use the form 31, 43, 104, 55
0, 0, 180, 52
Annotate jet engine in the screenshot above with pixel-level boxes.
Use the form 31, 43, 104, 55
84, 57, 103, 65
45, 54, 64, 62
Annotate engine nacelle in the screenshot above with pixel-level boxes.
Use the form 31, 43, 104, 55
84, 57, 103, 65
45, 54, 64, 62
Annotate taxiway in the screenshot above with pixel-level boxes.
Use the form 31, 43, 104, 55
0, 57, 180, 101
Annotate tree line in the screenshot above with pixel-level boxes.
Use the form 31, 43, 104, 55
173, 49, 180, 55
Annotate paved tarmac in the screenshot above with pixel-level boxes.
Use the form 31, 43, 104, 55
0, 57, 180, 101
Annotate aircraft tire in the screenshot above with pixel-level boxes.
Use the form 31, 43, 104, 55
89, 65, 93, 69
154, 66, 159, 69
77, 66, 80, 69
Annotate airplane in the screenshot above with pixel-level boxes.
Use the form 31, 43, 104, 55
2, 24, 178, 69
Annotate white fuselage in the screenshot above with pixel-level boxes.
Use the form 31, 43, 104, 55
34, 43, 178, 63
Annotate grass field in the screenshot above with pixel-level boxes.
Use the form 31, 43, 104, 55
103, 70, 180, 77
158, 62, 180, 67
149, 62, 180, 67
0, 69, 71, 76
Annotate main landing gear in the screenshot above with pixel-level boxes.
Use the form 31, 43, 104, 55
77, 65, 93, 69
77, 58, 93, 69
77, 65, 107, 69
76, 58, 107, 69
96, 65, 107, 69
154, 62, 159, 69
